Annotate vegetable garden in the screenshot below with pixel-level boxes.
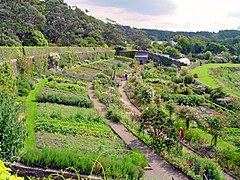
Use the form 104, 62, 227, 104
21, 73, 147, 179
1, 50, 239, 179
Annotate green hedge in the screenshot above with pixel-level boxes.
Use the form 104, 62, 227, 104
0, 47, 115, 62
36, 92, 93, 108
114, 56, 134, 62
162, 94, 205, 106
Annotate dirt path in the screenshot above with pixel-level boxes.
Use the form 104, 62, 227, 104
117, 81, 235, 180
119, 81, 142, 116
88, 83, 188, 180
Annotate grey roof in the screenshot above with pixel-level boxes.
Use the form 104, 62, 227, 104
135, 54, 148, 58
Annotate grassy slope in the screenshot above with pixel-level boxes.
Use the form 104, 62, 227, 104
191, 63, 240, 95
24, 79, 47, 150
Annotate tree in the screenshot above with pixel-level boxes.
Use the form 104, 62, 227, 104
0, 93, 26, 162
206, 115, 224, 147
139, 104, 177, 152
165, 100, 176, 117
177, 106, 199, 129
190, 37, 206, 54
23, 30, 48, 46
210, 88, 226, 102
103, 23, 125, 46
164, 46, 180, 58
205, 42, 227, 54
176, 36, 190, 55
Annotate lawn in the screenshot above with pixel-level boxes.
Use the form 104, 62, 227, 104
24, 79, 48, 150
191, 63, 240, 96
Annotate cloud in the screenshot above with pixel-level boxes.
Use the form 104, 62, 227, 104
65, 0, 240, 32
228, 12, 240, 17
70, 0, 177, 16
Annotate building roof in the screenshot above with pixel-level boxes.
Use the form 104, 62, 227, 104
134, 54, 148, 58
176, 58, 190, 65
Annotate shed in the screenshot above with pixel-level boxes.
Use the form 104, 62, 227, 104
134, 52, 149, 65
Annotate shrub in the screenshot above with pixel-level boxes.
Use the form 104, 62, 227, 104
0, 159, 23, 179
107, 106, 122, 123
36, 92, 93, 108
162, 94, 204, 106
164, 152, 224, 180
0, 93, 26, 162
173, 77, 184, 84
45, 81, 87, 94
16, 78, 31, 96
184, 74, 194, 84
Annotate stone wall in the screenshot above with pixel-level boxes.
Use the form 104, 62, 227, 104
10, 163, 102, 180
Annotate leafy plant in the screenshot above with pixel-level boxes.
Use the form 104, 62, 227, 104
0, 159, 23, 180
0, 93, 26, 162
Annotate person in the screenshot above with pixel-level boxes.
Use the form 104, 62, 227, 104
178, 127, 184, 143
125, 74, 128, 80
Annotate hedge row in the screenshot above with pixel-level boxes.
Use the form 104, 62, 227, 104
162, 93, 205, 106
0, 47, 115, 62
36, 92, 93, 108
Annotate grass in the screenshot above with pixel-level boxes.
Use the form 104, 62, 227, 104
22, 147, 147, 179
24, 79, 48, 150
35, 132, 125, 155
191, 63, 240, 89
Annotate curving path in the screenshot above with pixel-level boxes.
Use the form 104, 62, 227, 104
88, 83, 188, 180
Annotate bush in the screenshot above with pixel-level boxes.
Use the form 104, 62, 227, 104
37, 92, 93, 108
16, 78, 31, 96
107, 106, 122, 123
0, 159, 23, 179
45, 81, 87, 94
162, 94, 204, 106
164, 152, 224, 180
0, 93, 26, 162
184, 74, 194, 84
173, 77, 184, 84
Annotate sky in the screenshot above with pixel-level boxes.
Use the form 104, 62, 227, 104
65, 0, 240, 32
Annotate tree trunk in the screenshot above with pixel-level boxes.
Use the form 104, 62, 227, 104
211, 135, 218, 147
214, 135, 218, 146
186, 119, 190, 130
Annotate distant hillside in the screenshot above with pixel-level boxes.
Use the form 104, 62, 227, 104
141, 29, 240, 41
0, 0, 150, 49
1, 0, 240, 51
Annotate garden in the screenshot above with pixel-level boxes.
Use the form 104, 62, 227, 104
122, 62, 240, 179
1, 49, 239, 179
22, 75, 147, 179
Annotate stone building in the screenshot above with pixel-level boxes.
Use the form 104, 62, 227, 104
134, 51, 149, 65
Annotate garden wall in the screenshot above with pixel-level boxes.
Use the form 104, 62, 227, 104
0, 47, 115, 62
0, 47, 115, 76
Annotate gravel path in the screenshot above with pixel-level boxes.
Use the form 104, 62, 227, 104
88, 83, 188, 180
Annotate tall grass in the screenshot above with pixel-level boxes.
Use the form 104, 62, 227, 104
21, 147, 147, 179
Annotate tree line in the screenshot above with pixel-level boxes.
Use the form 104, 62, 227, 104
0, 0, 150, 49
1, 0, 240, 59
